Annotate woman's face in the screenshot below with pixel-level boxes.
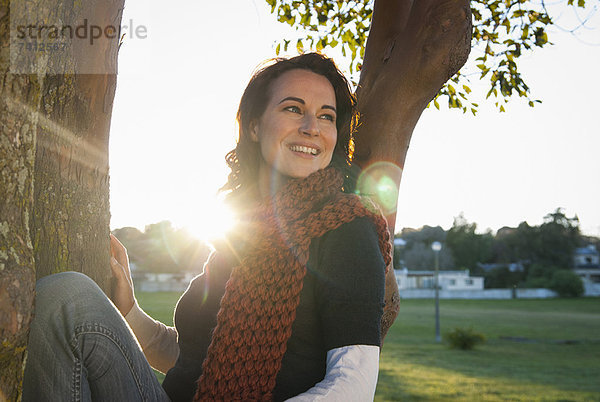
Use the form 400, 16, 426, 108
251, 69, 338, 181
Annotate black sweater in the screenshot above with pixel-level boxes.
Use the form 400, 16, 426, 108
161, 217, 386, 401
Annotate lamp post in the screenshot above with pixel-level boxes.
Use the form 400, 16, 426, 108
431, 241, 442, 343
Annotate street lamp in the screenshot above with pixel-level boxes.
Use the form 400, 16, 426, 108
431, 241, 442, 343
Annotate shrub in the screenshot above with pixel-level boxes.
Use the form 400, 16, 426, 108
524, 263, 558, 288
444, 327, 486, 350
484, 266, 526, 289
549, 270, 584, 298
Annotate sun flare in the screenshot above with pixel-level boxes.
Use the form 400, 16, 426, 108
182, 196, 236, 242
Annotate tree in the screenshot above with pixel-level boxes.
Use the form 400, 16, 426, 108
537, 208, 580, 268
266, 0, 596, 113
0, 0, 123, 398
398, 226, 455, 270
493, 221, 538, 263
446, 213, 493, 270
489, 208, 581, 288
549, 270, 584, 298
113, 222, 211, 274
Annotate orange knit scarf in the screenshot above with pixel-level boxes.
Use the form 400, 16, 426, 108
194, 167, 391, 401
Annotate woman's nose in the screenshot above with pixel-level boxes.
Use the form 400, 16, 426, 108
300, 115, 320, 137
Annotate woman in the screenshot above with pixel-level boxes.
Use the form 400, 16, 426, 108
23, 53, 391, 401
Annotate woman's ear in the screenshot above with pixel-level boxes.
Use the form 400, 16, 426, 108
249, 120, 259, 142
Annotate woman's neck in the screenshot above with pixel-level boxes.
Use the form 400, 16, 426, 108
257, 162, 291, 200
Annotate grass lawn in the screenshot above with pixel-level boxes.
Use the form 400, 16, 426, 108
137, 293, 600, 401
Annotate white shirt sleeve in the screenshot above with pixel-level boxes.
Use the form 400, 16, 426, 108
285, 345, 380, 401
125, 302, 180, 374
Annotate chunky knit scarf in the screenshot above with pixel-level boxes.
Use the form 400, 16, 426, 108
194, 167, 392, 401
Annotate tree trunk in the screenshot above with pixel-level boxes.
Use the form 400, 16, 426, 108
0, 0, 123, 399
0, 52, 38, 402
355, 0, 472, 338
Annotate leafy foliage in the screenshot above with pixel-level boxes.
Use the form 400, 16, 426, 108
444, 327, 486, 350
446, 213, 493, 270
396, 208, 590, 292
538, 208, 581, 267
395, 226, 455, 270
524, 263, 560, 288
484, 265, 526, 288
549, 270, 585, 297
264, 0, 595, 112
493, 208, 580, 267
112, 221, 210, 273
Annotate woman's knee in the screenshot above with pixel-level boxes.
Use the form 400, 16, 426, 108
37, 271, 97, 294
35, 271, 106, 316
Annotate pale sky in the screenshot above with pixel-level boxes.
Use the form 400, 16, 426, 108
109, 0, 600, 239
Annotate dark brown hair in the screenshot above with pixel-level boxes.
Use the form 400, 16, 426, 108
222, 53, 357, 205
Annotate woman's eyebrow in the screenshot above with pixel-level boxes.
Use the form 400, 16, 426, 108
279, 96, 305, 104
278, 96, 337, 113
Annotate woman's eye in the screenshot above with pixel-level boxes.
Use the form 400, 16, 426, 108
284, 106, 301, 114
320, 114, 335, 122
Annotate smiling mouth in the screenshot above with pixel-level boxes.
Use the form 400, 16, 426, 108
289, 144, 320, 156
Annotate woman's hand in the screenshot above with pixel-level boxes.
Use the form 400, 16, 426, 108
109, 234, 136, 316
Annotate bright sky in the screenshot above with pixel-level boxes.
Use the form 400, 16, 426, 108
109, 0, 600, 239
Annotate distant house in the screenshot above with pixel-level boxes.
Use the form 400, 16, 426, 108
574, 245, 600, 269
132, 271, 196, 292
477, 262, 525, 272
394, 269, 484, 291
573, 245, 600, 288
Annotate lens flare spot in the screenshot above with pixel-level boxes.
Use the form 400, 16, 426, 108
356, 161, 403, 214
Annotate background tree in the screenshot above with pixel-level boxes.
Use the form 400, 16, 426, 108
492, 208, 581, 287
398, 226, 455, 270
493, 221, 537, 263
0, 0, 123, 398
446, 213, 494, 271
536, 208, 580, 268
548, 270, 584, 297
113, 222, 211, 274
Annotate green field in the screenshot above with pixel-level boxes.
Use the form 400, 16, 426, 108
137, 293, 600, 401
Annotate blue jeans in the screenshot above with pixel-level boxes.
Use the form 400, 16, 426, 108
23, 272, 171, 401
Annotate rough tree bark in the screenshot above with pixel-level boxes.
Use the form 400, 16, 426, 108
0, 6, 37, 396
0, 0, 123, 399
355, 0, 472, 337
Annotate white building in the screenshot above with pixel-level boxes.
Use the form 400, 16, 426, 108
574, 245, 600, 268
394, 268, 484, 291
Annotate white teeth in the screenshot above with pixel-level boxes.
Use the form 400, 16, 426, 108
290, 145, 318, 155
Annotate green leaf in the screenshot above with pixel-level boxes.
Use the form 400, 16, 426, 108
316, 38, 324, 51
275, 43, 281, 55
